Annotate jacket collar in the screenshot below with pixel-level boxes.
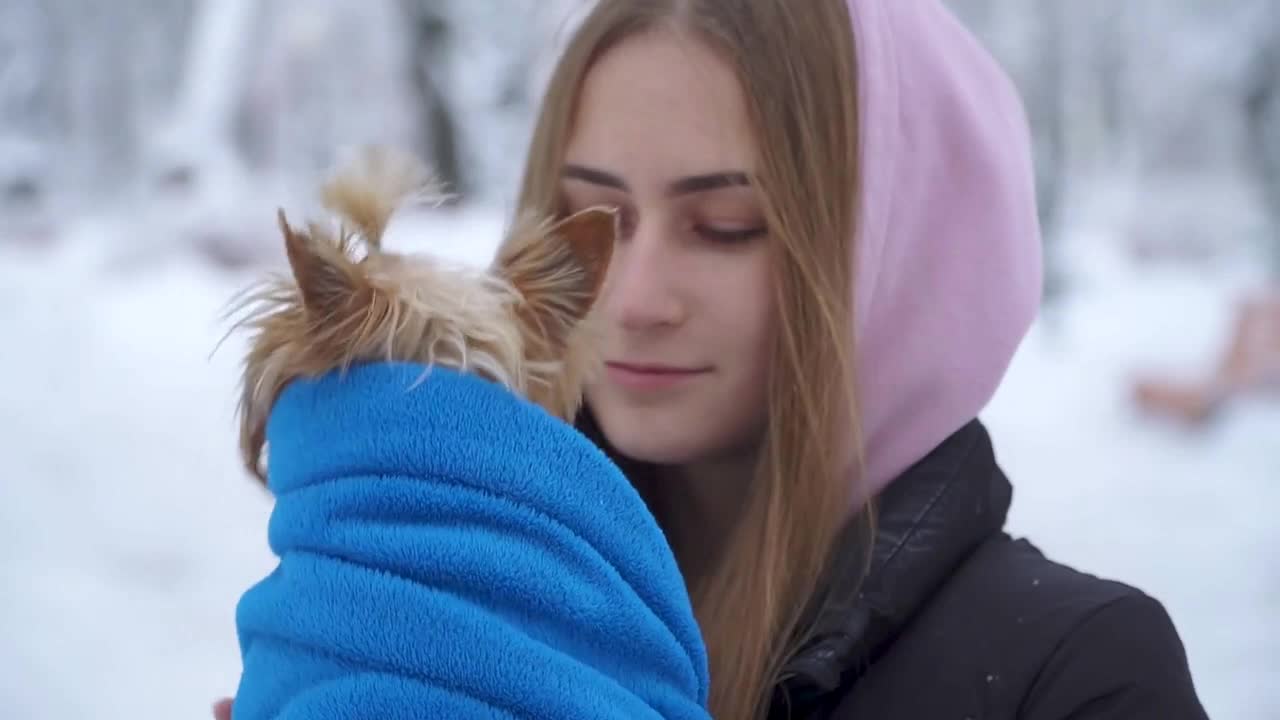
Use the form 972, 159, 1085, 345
774, 419, 1013, 711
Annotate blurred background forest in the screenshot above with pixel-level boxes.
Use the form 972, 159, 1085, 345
1, 2, 1277, 718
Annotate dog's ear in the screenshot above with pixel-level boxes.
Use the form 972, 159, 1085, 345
494, 206, 617, 351
554, 206, 617, 301
278, 208, 359, 320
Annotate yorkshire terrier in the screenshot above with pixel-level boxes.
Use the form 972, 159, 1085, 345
228, 147, 616, 484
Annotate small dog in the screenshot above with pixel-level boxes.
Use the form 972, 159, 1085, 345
228, 147, 616, 484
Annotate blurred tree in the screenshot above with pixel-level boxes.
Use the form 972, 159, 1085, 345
1029, 1, 1067, 305
1242, 3, 1280, 274
62, 0, 141, 196
400, 0, 464, 200
142, 0, 258, 191
0, 0, 58, 209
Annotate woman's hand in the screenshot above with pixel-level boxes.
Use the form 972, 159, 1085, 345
212, 698, 233, 720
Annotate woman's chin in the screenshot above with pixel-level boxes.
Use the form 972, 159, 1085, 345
591, 402, 763, 471
594, 416, 706, 467
609, 434, 705, 468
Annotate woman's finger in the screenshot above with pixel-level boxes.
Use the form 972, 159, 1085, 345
212, 697, 233, 720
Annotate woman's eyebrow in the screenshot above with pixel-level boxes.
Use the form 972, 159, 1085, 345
666, 171, 751, 196
563, 164, 628, 191
563, 164, 751, 196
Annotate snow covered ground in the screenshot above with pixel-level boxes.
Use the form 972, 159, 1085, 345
0, 208, 1275, 719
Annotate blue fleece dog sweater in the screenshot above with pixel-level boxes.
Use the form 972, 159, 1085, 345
232, 363, 710, 719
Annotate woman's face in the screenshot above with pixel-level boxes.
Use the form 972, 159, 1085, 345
561, 28, 776, 468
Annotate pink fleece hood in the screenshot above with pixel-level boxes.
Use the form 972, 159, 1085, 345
845, 0, 1044, 500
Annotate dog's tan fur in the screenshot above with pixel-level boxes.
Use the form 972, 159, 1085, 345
229, 147, 616, 484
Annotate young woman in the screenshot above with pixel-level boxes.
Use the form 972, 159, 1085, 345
216, 1, 1208, 718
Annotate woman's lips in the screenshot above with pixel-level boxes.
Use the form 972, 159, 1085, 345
604, 362, 711, 392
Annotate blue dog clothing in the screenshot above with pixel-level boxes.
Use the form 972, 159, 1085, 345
232, 362, 710, 719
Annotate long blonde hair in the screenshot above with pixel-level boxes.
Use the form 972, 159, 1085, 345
510, 2, 863, 717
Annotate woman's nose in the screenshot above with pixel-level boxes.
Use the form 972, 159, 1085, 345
604, 220, 685, 331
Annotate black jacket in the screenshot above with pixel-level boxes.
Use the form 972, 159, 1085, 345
770, 420, 1209, 720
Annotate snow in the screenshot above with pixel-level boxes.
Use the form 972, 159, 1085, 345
986, 230, 1280, 719
1, 207, 1274, 719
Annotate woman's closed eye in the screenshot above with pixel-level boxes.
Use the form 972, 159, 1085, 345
695, 223, 767, 244
689, 194, 767, 244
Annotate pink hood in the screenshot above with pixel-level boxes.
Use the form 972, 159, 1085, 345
845, 0, 1044, 500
